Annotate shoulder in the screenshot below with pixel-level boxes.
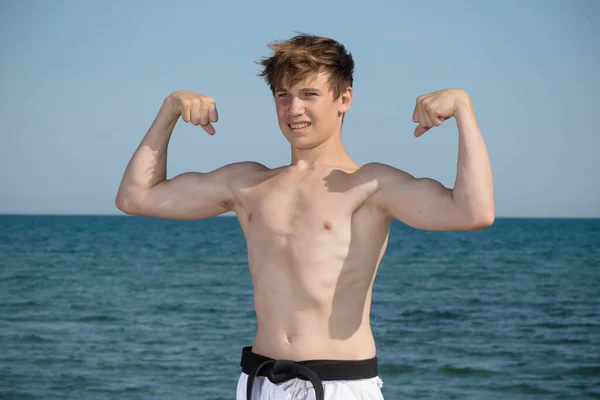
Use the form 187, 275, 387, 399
357, 162, 430, 215
212, 161, 269, 180
217, 161, 269, 173
356, 162, 415, 186
185, 162, 268, 192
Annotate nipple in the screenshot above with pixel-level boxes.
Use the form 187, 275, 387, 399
323, 220, 333, 230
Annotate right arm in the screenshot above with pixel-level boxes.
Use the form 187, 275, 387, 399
115, 91, 263, 220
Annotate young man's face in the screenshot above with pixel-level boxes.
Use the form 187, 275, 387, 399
274, 71, 352, 149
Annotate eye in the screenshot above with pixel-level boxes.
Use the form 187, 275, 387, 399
277, 93, 290, 98
305, 92, 317, 96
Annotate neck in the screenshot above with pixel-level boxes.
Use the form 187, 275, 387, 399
290, 131, 356, 168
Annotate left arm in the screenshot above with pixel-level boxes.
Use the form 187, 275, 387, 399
369, 89, 495, 231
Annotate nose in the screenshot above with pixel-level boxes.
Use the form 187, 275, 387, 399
288, 97, 305, 116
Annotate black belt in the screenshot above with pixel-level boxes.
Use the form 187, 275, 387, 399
240, 346, 379, 400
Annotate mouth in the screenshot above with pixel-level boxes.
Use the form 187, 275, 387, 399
288, 122, 311, 134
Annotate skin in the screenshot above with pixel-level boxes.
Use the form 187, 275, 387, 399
115, 71, 495, 361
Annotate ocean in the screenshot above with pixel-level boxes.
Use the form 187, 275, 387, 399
1, 215, 598, 399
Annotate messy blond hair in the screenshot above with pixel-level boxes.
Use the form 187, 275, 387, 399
257, 34, 354, 101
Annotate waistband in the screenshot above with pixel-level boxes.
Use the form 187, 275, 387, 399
240, 346, 379, 400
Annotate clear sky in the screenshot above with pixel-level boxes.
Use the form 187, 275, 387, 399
1, 0, 598, 217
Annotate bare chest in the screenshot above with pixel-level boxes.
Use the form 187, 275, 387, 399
249, 179, 352, 236
236, 168, 375, 244
233, 166, 390, 289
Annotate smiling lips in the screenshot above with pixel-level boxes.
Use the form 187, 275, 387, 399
288, 122, 311, 134
289, 122, 311, 129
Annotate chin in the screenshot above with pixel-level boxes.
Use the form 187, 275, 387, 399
289, 136, 323, 150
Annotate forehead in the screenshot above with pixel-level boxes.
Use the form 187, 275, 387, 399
276, 71, 331, 91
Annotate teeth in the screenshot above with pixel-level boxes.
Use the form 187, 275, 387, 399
290, 123, 310, 129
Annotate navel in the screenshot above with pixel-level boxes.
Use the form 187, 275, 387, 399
323, 220, 333, 230
248, 213, 253, 223
286, 335, 293, 344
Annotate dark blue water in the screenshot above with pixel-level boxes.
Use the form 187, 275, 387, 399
1, 215, 599, 399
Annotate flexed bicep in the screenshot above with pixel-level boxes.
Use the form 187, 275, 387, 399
366, 163, 475, 231
121, 162, 266, 220
136, 171, 233, 220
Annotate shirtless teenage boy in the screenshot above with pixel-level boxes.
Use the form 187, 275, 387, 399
115, 34, 495, 400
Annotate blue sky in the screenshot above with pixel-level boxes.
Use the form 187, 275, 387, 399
1, 0, 598, 217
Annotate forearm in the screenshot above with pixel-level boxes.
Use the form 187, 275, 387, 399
116, 101, 179, 205
452, 99, 495, 224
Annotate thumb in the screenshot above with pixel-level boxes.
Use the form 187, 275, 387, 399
414, 125, 430, 137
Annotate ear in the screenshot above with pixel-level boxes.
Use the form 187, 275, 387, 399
338, 86, 353, 114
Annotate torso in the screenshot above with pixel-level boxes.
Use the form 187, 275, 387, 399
231, 162, 392, 361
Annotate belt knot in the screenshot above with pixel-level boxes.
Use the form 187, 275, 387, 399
246, 359, 324, 400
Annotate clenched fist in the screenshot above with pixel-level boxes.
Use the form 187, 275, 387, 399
164, 90, 219, 135
412, 89, 472, 137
